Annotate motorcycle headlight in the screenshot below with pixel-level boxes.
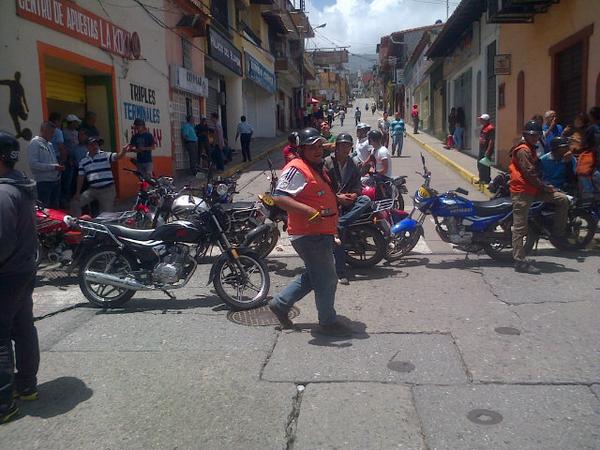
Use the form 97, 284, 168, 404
216, 183, 229, 196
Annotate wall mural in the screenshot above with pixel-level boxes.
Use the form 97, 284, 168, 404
0, 71, 32, 140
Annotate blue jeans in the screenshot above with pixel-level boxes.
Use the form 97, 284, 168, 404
453, 126, 464, 150
391, 134, 404, 156
334, 196, 372, 277
36, 180, 61, 208
273, 235, 337, 325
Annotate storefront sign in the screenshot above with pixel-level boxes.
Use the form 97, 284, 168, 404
15, 0, 140, 59
244, 52, 275, 94
208, 28, 242, 76
170, 65, 208, 97
123, 82, 163, 147
494, 54, 512, 75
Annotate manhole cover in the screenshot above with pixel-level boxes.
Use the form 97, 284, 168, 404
227, 305, 300, 326
387, 361, 415, 373
467, 409, 503, 425
494, 326, 521, 335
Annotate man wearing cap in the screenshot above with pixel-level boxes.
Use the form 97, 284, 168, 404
477, 114, 495, 184
72, 137, 127, 216
509, 120, 569, 274
325, 133, 372, 285
126, 118, 155, 178
268, 127, 353, 337
540, 137, 575, 192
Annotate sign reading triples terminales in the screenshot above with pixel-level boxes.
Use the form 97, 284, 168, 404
15, 0, 141, 59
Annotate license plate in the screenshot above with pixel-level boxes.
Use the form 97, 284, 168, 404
418, 186, 430, 198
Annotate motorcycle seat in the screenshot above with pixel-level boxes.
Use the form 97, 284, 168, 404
220, 201, 256, 211
472, 197, 513, 216
105, 224, 156, 241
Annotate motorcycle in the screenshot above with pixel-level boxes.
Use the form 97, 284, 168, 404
391, 154, 537, 261
68, 201, 270, 311
361, 172, 408, 211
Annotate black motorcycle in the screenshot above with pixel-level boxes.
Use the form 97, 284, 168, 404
68, 202, 270, 311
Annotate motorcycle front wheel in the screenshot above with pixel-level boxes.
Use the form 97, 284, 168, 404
78, 247, 136, 308
213, 252, 270, 310
345, 225, 386, 268
385, 227, 422, 261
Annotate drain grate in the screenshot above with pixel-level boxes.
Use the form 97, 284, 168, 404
467, 409, 503, 425
494, 326, 521, 336
387, 361, 416, 373
227, 305, 300, 327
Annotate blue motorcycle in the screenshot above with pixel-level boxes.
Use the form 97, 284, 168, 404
389, 154, 536, 261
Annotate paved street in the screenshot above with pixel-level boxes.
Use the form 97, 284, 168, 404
3, 99, 600, 449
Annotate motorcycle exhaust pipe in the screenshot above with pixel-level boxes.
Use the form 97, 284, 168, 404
84, 271, 152, 291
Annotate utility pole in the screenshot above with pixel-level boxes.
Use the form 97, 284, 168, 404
446, 0, 449, 20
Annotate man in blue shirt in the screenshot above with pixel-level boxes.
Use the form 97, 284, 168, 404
389, 112, 406, 157
542, 110, 564, 154
181, 115, 199, 174
126, 118, 155, 178
540, 136, 575, 192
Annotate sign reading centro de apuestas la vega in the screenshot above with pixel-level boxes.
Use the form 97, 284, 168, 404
245, 52, 275, 94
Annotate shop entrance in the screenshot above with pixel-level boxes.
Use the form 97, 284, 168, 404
39, 43, 117, 151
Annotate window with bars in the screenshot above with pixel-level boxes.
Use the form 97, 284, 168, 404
182, 37, 192, 70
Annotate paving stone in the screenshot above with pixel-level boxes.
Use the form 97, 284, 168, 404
413, 385, 600, 450
295, 383, 425, 449
262, 332, 467, 384
50, 312, 277, 353
453, 301, 600, 383
2, 351, 293, 450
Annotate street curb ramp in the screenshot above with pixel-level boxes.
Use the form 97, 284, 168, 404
407, 133, 492, 198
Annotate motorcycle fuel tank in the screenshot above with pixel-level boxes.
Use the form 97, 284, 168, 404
172, 195, 208, 217
431, 195, 475, 217
149, 221, 203, 243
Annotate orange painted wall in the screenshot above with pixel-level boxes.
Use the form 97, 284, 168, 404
496, 0, 600, 169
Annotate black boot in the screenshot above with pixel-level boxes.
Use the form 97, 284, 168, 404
514, 260, 541, 275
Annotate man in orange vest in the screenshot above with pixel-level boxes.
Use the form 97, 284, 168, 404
510, 120, 569, 274
268, 128, 353, 337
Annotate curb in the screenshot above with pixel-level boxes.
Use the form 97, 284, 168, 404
222, 139, 287, 178
407, 133, 492, 197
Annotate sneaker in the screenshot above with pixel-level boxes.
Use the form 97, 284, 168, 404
14, 387, 38, 401
316, 321, 353, 337
338, 277, 350, 285
268, 300, 295, 329
334, 235, 342, 246
0, 402, 19, 424
514, 261, 541, 275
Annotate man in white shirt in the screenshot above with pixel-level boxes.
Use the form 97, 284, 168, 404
378, 111, 391, 147
368, 129, 392, 178
235, 115, 254, 162
353, 123, 372, 171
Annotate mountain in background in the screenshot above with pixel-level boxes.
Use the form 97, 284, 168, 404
346, 53, 377, 73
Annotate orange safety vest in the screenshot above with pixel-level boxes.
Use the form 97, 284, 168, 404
284, 158, 338, 236
509, 142, 539, 196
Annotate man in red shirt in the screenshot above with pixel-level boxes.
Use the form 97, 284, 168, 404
477, 114, 495, 183
510, 120, 569, 274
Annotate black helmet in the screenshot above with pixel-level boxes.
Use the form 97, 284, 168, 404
550, 136, 570, 151
336, 133, 353, 145
297, 127, 325, 146
0, 131, 20, 163
367, 129, 383, 142
523, 120, 543, 135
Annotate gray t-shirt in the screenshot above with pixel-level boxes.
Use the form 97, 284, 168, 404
27, 136, 60, 182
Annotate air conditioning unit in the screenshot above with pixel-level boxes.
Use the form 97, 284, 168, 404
486, 0, 556, 23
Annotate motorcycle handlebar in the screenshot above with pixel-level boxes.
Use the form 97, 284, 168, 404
455, 187, 469, 196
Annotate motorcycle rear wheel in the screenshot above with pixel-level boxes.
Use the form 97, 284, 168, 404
345, 225, 386, 268
549, 210, 597, 251
482, 217, 537, 262
213, 253, 270, 310
244, 226, 280, 258
79, 248, 136, 308
385, 227, 422, 261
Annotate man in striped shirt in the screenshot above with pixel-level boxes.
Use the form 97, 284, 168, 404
71, 136, 127, 216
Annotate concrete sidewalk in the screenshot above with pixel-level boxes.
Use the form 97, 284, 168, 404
408, 130, 502, 197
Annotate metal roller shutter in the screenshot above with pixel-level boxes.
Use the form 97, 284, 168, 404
207, 87, 219, 117
45, 68, 86, 104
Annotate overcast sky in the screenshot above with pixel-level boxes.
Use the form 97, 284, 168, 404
304, 0, 459, 54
